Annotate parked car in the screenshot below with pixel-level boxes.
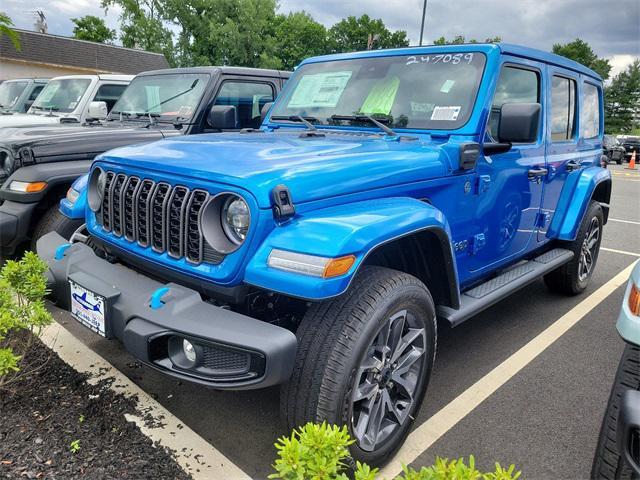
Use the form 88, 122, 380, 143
37, 43, 610, 465
620, 136, 640, 160
603, 134, 626, 164
592, 262, 640, 478
0, 67, 289, 256
0, 78, 48, 113
0, 74, 132, 130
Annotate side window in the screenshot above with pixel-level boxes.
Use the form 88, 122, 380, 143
489, 66, 539, 140
214, 81, 275, 129
551, 75, 577, 141
94, 84, 128, 112
28, 86, 45, 101
581, 83, 601, 139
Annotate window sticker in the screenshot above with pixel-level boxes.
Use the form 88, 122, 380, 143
145, 86, 161, 113
440, 79, 455, 93
288, 71, 352, 108
38, 84, 59, 103
68, 101, 78, 110
360, 76, 400, 115
430, 106, 462, 121
177, 105, 193, 117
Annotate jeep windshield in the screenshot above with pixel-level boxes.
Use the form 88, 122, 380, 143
30, 78, 91, 114
0, 80, 29, 110
108, 73, 209, 123
270, 52, 486, 131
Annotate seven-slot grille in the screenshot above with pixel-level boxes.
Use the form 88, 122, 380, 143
96, 171, 224, 265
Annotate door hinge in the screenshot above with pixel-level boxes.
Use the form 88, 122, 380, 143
535, 212, 551, 229
475, 175, 491, 195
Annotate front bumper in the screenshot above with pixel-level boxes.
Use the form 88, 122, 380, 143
0, 200, 37, 255
37, 232, 297, 390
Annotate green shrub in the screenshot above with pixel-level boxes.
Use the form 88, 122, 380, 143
0, 252, 53, 388
271, 422, 521, 480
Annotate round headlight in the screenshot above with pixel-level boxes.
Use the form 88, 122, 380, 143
87, 168, 106, 212
222, 196, 250, 245
200, 193, 251, 254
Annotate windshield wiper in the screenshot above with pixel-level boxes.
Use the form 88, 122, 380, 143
331, 114, 398, 137
270, 115, 324, 137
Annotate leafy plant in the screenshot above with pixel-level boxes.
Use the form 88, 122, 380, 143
271, 423, 521, 480
70, 439, 81, 454
0, 252, 53, 388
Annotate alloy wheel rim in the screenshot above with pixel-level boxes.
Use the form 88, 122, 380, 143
350, 309, 427, 452
578, 216, 600, 282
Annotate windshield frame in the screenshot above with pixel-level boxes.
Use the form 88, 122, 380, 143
30, 78, 93, 114
267, 51, 488, 133
107, 72, 212, 124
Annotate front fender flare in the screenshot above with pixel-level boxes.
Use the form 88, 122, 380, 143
244, 197, 458, 301
59, 173, 89, 219
547, 166, 612, 241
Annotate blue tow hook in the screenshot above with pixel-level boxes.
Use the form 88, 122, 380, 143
54, 243, 73, 261
150, 287, 170, 310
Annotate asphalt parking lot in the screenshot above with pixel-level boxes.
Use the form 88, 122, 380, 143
47, 163, 640, 479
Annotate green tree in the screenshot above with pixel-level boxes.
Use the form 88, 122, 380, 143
72, 15, 116, 43
433, 35, 501, 45
272, 11, 327, 70
165, 0, 280, 68
605, 60, 640, 134
0, 11, 20, 51
552, 38, 611, 80
101, 0, 175, 65
327, 14, 409, 53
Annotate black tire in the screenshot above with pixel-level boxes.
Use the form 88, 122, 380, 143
591, 343, 640, 479
280, 266, 437, 466
544, 200, 604, 295
31, 205, 83, 250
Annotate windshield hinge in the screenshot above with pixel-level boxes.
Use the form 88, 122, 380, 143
272, 184, 295, 221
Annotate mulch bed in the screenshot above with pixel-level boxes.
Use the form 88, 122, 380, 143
0, 336, 190, 479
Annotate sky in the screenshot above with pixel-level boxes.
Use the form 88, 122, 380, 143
3, 0, 639, 77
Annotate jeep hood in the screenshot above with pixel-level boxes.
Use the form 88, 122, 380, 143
99, 131, 450, 208
1, 124, 176, 162
0, 113, 70, 128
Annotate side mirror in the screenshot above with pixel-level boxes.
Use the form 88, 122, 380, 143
208, 105, 238, 130
498, 102, 541, 144
261, 102, 274, 122
87, 101, 108, 120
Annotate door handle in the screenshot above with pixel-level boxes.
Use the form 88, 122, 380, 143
528, 167, 548, 182
566, 160, 582, 171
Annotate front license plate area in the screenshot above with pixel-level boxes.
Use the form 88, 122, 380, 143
69, 280, 107, 337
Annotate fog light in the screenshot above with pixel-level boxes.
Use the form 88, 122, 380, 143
183, 339, 196, 363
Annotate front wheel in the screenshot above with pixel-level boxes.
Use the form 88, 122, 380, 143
31, 205, 83, 250
281, 266, 437, 466
544, 200, 603, 295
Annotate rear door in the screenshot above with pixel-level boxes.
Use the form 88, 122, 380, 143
537, 67, 579, 241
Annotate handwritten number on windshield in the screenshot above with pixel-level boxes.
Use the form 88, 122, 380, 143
406, 53, 474, 66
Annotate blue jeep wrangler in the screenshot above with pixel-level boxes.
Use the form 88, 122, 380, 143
38, 43, 611, 465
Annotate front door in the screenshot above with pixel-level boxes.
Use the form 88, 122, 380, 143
468, 60, 546, 273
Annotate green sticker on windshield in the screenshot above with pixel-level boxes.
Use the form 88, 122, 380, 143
360, 77, 400, 116
288, 71, 352, 108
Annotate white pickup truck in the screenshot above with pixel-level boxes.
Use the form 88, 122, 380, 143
0, 74, 132, 130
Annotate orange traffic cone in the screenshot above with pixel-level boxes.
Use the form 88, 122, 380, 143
627, 150, 637, 170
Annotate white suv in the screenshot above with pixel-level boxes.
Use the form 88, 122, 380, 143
0, 74, 132, 130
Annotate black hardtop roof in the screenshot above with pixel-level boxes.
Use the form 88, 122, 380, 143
136, 66, 291, 79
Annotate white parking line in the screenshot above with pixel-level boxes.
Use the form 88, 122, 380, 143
41, 322, 251, 480
379, 260, 638, 478
601, 247, 640, 257
609, 218, 640, 226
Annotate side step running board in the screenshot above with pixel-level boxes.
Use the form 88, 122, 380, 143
437, 248, 574, 327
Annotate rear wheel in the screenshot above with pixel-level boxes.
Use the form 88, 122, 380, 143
281, 266, 437, 466
591, 344, 640, 479
544, 200, 603, 295
31, 205, 83, 250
